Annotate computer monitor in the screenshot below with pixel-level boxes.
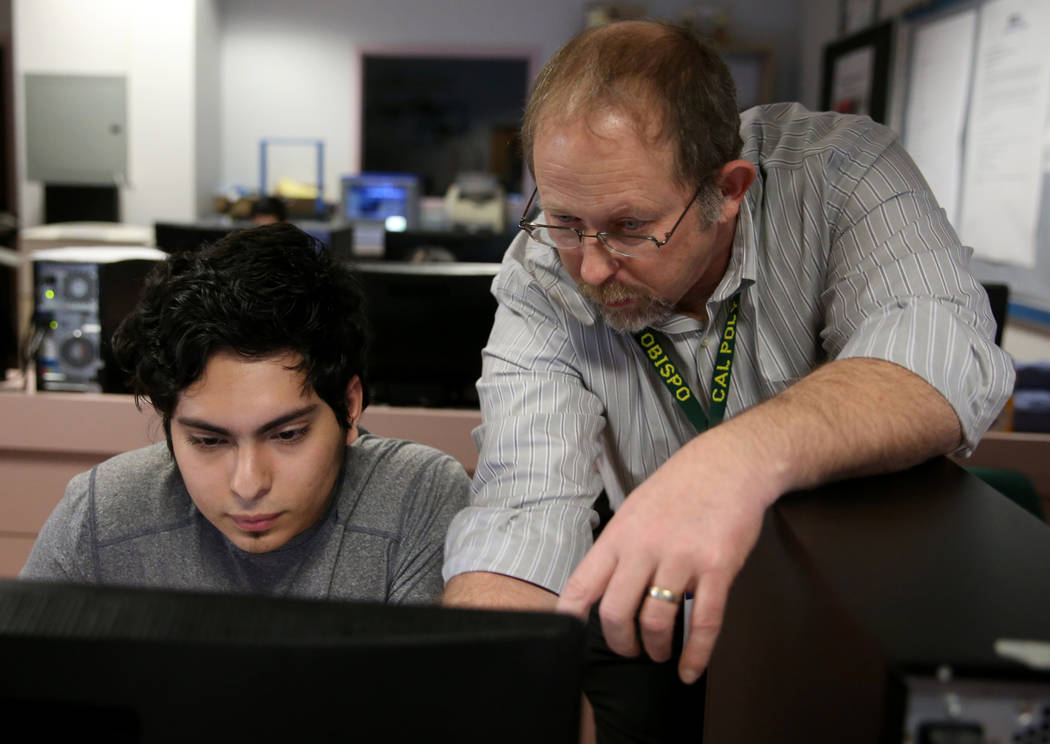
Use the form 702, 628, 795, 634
153, 222, 236, 254
352, 261, 498, 407
383, 229, 513, 263
298, 222, 355, 261
982, 282, 1009, 347
340, 173, 421, 231
0, 580, 585, 742
0, 248, 17, 372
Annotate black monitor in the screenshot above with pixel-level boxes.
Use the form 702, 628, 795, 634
153, 222, 236, 254
44, 184, 120, 223
0, 248, 17, 372
0, 580, 584, 742
982, 281, 1009, 347
352, 261, 498, 407
154, 222, 355, 261
299, 222, 355, 261
384, 229, 513, 263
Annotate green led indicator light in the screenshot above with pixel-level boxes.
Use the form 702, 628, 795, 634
45, 289, 55, 299
49, 321, 58, 330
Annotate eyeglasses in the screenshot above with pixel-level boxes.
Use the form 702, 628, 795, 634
517, 187, 701, 259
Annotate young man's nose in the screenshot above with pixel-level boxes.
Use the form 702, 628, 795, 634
230, 445, 272, 501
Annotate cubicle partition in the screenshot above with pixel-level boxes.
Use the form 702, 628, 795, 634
0, 391, 481, 577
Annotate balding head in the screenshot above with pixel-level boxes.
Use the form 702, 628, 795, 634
522, 20, 742, 201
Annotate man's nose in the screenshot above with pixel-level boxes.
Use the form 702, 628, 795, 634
230, 445, 272, 501
578, 237, 620, 287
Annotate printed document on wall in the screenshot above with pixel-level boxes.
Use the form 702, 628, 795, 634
902, 9, 977, 228
959, 0, 1050, 267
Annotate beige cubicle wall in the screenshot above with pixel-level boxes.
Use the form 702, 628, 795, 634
0, 390, 481, 577
955, 430, 1050, 519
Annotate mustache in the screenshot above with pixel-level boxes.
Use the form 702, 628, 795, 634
577, 281, 647, 304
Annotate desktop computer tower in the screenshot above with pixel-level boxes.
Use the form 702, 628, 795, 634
704, 458, 1050, 743
30, 247, 166, 393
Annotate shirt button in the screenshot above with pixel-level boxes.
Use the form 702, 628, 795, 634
699, 338, 710, 348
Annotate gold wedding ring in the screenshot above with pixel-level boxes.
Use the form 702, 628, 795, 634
647, 585, 681, 604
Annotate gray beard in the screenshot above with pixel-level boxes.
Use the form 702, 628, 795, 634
577, 282, 676, 333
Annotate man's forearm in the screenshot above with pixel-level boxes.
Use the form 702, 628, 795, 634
443, 571, 559, 610
711, 356, 963, 500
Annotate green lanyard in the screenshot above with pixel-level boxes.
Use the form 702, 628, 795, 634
633, 294, 740, 433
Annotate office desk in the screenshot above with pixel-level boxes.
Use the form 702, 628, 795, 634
705, 457, 1050, 742
0, 391, 481, 577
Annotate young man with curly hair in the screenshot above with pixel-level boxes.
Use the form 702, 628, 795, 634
22, 223, 470, 604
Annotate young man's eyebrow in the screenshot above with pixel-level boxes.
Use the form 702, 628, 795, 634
175, 405, 319, 437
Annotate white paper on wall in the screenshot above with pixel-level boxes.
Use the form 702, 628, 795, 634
902, 9, 978, 228
959, 0, 1050, 267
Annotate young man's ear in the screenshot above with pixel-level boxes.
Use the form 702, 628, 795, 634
345, 375, 364, 445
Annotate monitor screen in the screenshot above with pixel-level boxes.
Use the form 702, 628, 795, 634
341, 173, 420, 231
0, 579, 584, 742
298, 222, 355, 261
153, 222, 236, 254
352, 261, 498, 407
383, 229, 513, 263
0, 249, 17, 371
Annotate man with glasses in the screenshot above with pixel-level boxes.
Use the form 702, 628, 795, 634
443, 19, 1013, 740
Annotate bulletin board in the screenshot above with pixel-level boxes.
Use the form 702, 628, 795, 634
898, 0, 1050, 320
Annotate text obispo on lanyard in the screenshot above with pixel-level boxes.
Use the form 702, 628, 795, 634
633, 294, 740, 433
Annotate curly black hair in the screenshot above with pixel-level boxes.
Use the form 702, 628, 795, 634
111, 222, 370, 446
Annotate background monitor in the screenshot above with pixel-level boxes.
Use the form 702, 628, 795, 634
383, 228, 513, 263
298, 222, 355, 261
0, 248, 17, 372
983, 282, 1008, 347
340, 172, 420, 231
0, 580, 585, 742
155, 221, 355, 260
153, 222, 235, 254
352, 261, 497, 407
44, 184, 120, 223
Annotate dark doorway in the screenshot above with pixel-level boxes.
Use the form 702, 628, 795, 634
362, 55, 529, 197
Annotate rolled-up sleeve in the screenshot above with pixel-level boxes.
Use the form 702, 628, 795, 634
821, 138, 1015, 453
443, 240, 604, 593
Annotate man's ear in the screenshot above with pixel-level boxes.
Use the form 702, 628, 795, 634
716, 159, 756, 222
345, 375, 364, 445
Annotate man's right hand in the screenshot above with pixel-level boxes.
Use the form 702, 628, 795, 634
443, 571, 558, 611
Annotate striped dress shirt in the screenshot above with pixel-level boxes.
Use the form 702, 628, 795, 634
443, 103, 1016, 594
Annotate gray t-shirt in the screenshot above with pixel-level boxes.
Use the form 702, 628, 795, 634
21, 432, 470, 604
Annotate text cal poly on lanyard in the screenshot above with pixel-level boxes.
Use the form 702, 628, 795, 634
633, 294, 740, 433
